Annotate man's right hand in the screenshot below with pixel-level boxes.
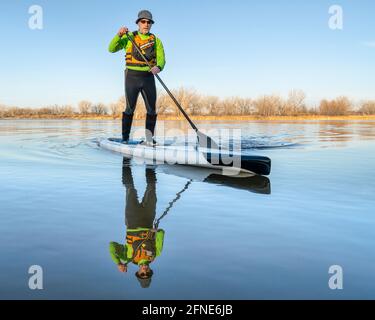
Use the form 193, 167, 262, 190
118, 27, 129, 38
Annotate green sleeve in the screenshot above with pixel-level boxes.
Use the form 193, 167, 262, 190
109, 241, 126, 265
155, 229, 165, 257
108, 34, 128, 53
155, 38, 166, 71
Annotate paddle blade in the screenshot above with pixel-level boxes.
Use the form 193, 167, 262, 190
197, 131, 220, 150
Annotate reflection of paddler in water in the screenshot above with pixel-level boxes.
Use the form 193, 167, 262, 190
109, 158, 163, 288
110, 157, 271, 288
109, 158, 192, 288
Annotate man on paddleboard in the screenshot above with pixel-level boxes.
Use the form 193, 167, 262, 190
108, 10, 166, 146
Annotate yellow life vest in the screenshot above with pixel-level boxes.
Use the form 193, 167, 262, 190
125, 31, 157, 68
126, 230, 156, 264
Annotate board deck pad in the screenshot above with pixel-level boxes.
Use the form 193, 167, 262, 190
108, 138, 177, 147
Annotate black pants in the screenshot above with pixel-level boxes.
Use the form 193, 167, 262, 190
124, 69, 157, 116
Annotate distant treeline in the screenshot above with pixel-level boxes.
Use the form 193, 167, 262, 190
1, 89, 375, 119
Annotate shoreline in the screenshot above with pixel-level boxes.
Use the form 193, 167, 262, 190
1, 115, 375, 121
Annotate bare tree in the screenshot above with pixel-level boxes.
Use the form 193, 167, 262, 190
221, 97, 239, 115
50, 104, 61, 115
157, 92, 175, 115
0, 104, 5, 118
234, 97, 253, 115
165, 87, 199, 117
1, 88, 368, 119
282, 90, 307, 115
91, 103, 108, 115
360, 100, 375, 115
78, 100, 92, 115
61, 105, 74, 115
185, 90, 200, 116
109, 96, 125, 117
201, 96, 220, 116
254, 95, 284, 116
242, 98, 254, 115
319, 96, 351, 115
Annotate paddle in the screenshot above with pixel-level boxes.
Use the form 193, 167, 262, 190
153, 179, 193, 229
125, 31, 219, 150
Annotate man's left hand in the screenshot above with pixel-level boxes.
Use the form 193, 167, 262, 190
118, 264, 127, 273
150, 66, 160, 75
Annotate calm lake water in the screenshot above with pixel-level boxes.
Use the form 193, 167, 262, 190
1, 119, 375, 300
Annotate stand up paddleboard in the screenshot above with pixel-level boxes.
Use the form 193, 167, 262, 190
99, 138, 271, 176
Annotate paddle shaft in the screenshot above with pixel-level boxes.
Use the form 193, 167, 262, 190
125, 32, 198, 131
154, 179, 192, 229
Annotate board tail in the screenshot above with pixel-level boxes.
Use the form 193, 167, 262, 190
202, 152, 271, 176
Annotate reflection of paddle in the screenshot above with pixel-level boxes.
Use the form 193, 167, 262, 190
153, 180, 193, 229
152, 173, 270, 230
125, 32, 219, 150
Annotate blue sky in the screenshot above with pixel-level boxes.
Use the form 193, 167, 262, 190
0, 0, 374, 108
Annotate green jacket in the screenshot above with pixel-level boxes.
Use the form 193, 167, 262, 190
109, 228, 165, 266
108, 32, 166, 72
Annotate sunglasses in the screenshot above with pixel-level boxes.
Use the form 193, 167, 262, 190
140, 20, 152, 25
138, 271, 152, 278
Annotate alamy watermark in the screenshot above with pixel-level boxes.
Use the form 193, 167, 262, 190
26, 263, 345, 293
328, 5, 343, 30
328, 265, 343, 290
28, 265, 43, 290
28, 5, 43, 30
127, 123, 243, 176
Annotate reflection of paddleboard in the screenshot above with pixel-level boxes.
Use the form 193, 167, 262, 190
99, 138, 271, 176
157, 164, 271, 194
